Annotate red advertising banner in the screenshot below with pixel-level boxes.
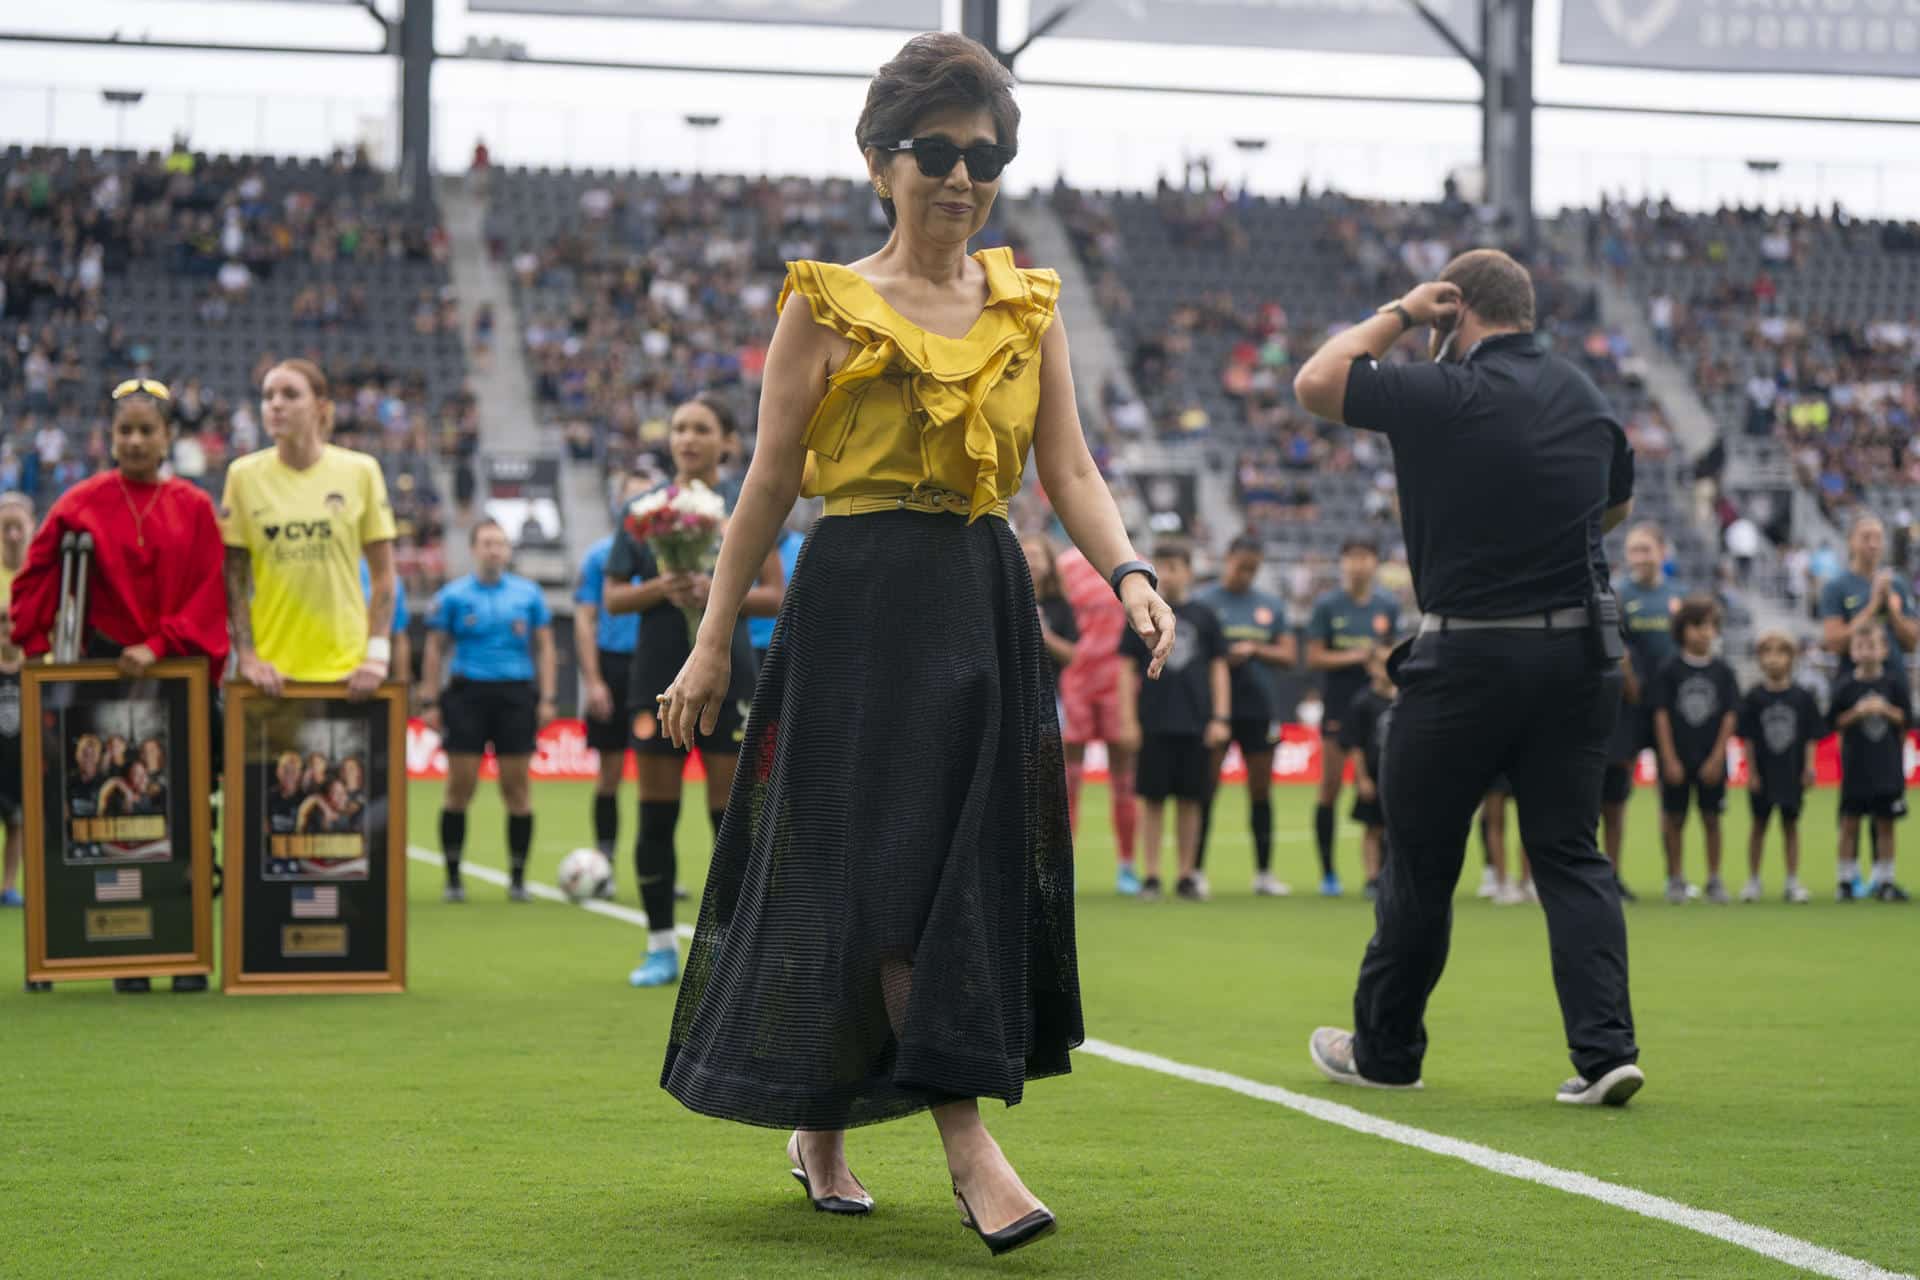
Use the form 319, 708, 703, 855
407, 720, 1918, 787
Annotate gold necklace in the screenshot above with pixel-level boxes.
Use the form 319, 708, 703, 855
118, 475, 165, 546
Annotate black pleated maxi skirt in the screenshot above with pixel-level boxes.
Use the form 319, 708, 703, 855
661, 508, 1083, 1130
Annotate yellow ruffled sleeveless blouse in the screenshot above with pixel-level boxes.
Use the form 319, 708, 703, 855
777, 246, 1061, 524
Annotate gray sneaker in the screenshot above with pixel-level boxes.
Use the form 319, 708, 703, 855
1308, 1027, 1423, 1091
1664, 880, 1689, 905
1704, 877, 1731, 905
507, 883, 534, 903
1556, 1063, 1645, 1106
443, 883, 467, 904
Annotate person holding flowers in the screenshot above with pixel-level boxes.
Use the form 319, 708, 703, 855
605, 393, 785, 988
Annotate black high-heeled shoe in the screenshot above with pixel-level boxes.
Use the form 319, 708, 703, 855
953, 1182, 1057, 1256
787, 1134, 873, 1215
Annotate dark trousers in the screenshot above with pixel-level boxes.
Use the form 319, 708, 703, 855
1353, 628, 1638, 1084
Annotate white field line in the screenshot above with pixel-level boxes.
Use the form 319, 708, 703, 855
403, 847, 1912, 1280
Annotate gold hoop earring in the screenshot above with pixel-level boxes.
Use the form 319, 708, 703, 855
873, 182, 891, 200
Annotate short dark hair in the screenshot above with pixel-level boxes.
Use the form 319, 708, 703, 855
857, 33, 1020, 229
469, 518, 506, 547
1155, 538, 1193, 568
1670, 594, 1720, 643
677, 392, 738, 436
1339, 538, 1379, 558
1439, 248, 1535, 331
1227, 535, 1263, 558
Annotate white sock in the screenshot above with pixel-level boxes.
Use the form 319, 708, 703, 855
647, 929, 677, 954
1785, 874, 1801, 890
1871, 860, 1893, 886
1745, 875, 1762, 890
1839, 858, 1859, 883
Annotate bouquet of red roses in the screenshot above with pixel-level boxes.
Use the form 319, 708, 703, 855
623, 480, 728, 645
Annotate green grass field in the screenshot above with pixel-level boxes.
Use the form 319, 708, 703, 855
4, 780, 1916, 1278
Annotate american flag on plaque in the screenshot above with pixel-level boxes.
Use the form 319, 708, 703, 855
93, 868, 142, 902
290, 885, 340, 919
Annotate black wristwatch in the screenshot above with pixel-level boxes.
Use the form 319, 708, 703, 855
1108, 559, 1157, 600
1377, 300, 1414, 332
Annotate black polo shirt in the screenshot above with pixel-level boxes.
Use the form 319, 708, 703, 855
1341, 333, 1633, 618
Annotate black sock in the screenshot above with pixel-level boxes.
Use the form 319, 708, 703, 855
636, 799, 681, 932
1194, 786, 1215, 872
593, 793, 619, 857
1314, 803, 1335, 876
1251, 798, 1273, 873
439, 809, 467, 885
507, 813, 534, 886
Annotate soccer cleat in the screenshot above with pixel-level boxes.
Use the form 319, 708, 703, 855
1308, 1027, 1422, 1090
507, 883, 534, 903
1138, 877, 1163, 902
1614, 877, 1638, 904
443, 883, 467, 904
1116, 865, 1143, 897
628, 948, 679, 987
1665, 881, 1690, 905
1493, 883, 1527, 907
1252, 872, 1291, 897
1704, 878, 1731, 906
1873, 880, 1911, 903
1556, 1063, 1645, 1106
1739, 879, 1762, 904
1475, 865, 1499, 899
1522, 880, 1540, 904
593, 876, 617, 902
1175, 875, 1209, 902
674, 883, 690, 901
1319, 872, 1343, 898
1836, 880, 1857, 903
1785, 882, 1811, 904
0, 887, 22, 907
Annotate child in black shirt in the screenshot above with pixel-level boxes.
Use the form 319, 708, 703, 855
1339, 644, 1396, 902
1830, 626, 1911, 902
1119, 541, 1229, 902
1651, 597, 1741, 905
1736, 630, 1823, 904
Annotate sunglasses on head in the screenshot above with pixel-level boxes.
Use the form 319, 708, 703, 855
111, 378, 171, 402
880, 136, 1013, 184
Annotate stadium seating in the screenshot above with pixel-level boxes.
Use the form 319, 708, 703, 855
0, 143, 464, 590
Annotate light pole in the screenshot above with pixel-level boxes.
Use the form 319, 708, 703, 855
685, 114, 721, 176
101, 88, 144, 151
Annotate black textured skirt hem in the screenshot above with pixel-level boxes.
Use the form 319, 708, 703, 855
659, 510, 1083, 1131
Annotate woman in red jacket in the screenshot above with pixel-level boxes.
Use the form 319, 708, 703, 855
10, 377, 230, 994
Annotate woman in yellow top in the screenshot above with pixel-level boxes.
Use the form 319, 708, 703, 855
655, 32, 1175, 1257
220, 359, 398, 698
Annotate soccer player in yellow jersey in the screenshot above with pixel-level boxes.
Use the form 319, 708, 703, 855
221, 359, 397, 698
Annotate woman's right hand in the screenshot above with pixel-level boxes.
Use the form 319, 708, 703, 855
238, 652, 285, 697
584, 678, 613, 722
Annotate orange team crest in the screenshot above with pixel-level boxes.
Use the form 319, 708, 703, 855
1372, 613, 1391, 636
1253, 606, 1274, 626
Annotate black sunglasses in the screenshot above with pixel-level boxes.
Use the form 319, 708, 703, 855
881, 136, 1013, 183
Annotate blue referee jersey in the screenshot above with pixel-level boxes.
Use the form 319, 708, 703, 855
428, 572, 550, 682
574, 535, 639, 654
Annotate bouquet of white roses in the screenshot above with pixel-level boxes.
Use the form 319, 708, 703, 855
623, 480, 728, 645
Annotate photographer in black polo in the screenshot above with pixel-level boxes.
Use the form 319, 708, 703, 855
1293, 250, 1643, 1107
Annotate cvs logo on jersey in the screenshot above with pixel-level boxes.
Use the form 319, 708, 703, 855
266, 520, 335, 542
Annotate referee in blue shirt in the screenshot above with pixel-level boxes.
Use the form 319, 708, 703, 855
420, 520, 557, 903
574, 475, 647, 886
1294, 250, 1643, 1107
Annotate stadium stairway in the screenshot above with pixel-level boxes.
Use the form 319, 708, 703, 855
440, 179, 606, 595
1003, 193, 1142, 422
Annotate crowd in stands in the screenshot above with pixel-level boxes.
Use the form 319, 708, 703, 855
0, 141, 468, 592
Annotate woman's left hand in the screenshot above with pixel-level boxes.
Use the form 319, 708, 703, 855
117, 644, 158, 679
1120, 574, 1178, 679
658, 639, 733, 750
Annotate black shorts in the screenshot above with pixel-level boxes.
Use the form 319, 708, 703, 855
1351, 795, 1385, 827
1749, 786, 1805, 825
1136, 733, 1212, 802
628, 626, 757, 760
1229, 717, 1277, 757
1601, 762, 1634, 806
442, 679, 538, 757
1661, 777, 1726, 819
584, 646, 636, 754
1839, 792, 1908, 820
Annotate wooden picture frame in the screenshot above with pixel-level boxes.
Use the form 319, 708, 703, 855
221, 681, 407, 995
22, 659, 214, 984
